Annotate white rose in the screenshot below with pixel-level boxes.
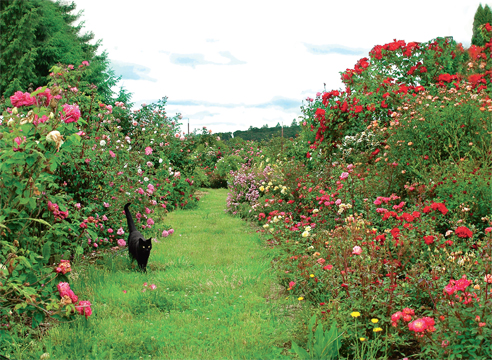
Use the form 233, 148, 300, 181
100, 140, 106, 146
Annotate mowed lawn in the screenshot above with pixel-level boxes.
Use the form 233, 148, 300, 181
24, 189, 300, 360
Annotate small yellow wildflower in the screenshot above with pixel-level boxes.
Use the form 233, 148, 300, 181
351, 312, 361, 318
298, 297, 304, 301
310, 274, 315, 278
360, 337, 366, 342
371, 318, 379, 323
373, 327, 383, 332
259, 186, 265, 192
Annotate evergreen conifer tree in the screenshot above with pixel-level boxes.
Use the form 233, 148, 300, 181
472, 4, 492, 46
0, 0, 125, 104
0, 0, 39, 96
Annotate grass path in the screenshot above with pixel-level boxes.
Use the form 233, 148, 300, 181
26, 189, 298, 360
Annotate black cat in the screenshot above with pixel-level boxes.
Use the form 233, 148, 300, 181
124, 203, 152, 271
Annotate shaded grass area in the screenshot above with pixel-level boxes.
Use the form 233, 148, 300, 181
23, 189, 301, 360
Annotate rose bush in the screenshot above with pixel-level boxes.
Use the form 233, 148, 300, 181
0, 61, 198, 345
226, 28, 492, 358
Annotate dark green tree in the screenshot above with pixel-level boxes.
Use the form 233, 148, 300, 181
0, 0, 39, 96
0, 0, 124, 104
472, 4, 492, 46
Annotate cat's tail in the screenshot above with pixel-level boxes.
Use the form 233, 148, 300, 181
124, 203, 137, 233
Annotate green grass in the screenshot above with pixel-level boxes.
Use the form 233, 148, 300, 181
22, 189, 303, 360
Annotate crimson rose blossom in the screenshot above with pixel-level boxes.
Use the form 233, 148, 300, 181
423, 235, 435, 245
455, 226, 473, 238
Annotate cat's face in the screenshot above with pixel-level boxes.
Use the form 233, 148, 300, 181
138, 238, 152, 252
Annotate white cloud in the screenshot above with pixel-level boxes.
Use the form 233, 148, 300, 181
74, 0, 483, 133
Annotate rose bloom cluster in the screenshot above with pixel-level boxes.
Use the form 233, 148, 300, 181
391, 308, 436, 335
47, 200, 69, 221
57, 281, 92, 319
55, 259, 71, 274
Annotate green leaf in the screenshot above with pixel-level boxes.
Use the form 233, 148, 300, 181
28, 218, 52, 227
31, 86, 47, 97
50, 159, 58, 172
28, 197, 36, 210
32, 311, 45, 329
42, 242, 51, 262
290, 342, 310, 360
17, 256, 32, 268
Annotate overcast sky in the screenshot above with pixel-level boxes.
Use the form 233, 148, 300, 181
73, 0, 484, 134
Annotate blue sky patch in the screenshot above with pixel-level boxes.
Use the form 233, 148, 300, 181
303, 43, 367, 56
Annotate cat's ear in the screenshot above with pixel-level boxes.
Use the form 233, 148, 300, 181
147, 238, 152, 242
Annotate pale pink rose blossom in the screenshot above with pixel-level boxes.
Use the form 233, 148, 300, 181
339, 172, 349, 180
352, 246, 362, 255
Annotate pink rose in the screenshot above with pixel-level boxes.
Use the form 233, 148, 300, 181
117, 227, 125, 235
57, 282, 71, 297
352, 246, 362, 255
13, 136, 26, 152
117, 239, 126, 247
61, 104, 81, 124
10, 91, 35, 107
75, 300, 92, 318
162, 230, 169, 237
145, 146, 153, 155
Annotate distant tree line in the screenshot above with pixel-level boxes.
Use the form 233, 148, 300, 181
215, 120, 301, 142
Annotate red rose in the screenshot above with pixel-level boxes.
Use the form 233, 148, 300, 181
340, 101, 348, 112
438, 73, 452, 82
455, 226, 473, 239
424, 235, 435, 245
